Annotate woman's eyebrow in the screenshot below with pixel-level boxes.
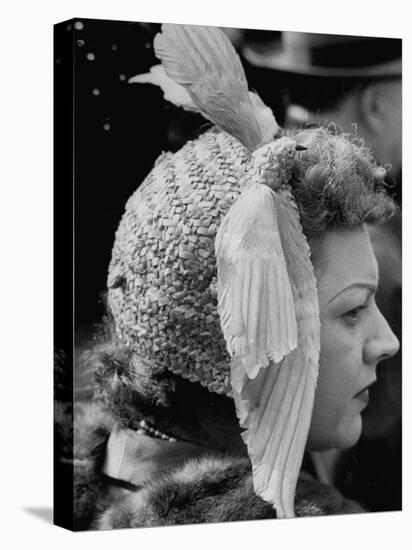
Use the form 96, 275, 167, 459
327, 283, 377, 305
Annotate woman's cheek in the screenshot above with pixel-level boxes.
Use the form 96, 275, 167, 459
320, 322, 364, 448
310, 321, 356, 446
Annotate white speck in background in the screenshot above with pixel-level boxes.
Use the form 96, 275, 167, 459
74, 21, 84, 30
86, 53, 95, 61
92, 89, 100, 96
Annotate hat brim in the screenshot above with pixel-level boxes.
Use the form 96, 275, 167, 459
243, 46, 402, 79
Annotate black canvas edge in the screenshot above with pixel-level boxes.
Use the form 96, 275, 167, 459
53, 18, 75, 531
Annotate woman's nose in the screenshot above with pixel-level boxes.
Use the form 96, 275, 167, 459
364, 307, 400, 365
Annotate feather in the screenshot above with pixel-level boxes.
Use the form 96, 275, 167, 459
129, 65, 196, 111
216, 183, 320, 519
153, 24, 279, 151
216, 182, 298, 374
249, 92, 280, 148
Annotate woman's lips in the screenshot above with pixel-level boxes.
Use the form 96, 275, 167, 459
355, 388, 370, 405
354, 381, 376, 405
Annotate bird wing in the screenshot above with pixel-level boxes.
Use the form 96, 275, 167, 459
153, 24, 278, 151
216, 184, 320, 518
216, 182, 298, 376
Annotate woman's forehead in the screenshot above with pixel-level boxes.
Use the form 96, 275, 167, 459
314, 226, 379, 303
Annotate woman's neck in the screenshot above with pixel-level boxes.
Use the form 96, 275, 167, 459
310, 449, 341, 486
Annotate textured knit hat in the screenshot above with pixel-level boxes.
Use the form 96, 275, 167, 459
107, 24, 320, 519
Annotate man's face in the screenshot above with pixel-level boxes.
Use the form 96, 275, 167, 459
376, 79, 402, 178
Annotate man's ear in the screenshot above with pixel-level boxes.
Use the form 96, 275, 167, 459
358, 83, 385, 135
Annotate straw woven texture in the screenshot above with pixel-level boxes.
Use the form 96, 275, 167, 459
108, 128, 252, 395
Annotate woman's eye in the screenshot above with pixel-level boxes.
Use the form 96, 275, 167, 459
343, 305, 366, 324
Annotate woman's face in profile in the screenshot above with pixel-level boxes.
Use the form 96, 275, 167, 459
307, 225, 399, 451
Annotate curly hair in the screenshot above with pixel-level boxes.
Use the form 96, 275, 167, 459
291, 127, 396, 239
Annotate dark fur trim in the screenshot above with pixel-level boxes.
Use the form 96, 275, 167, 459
80, 315, 178, 414
73, 402, 115, 529
56, 398, 116, 530
95, 456, 274, 529
94, 455, 364, 530
295, 472, 364, 516
92, 337, 179, 424
90, 333, 236, 443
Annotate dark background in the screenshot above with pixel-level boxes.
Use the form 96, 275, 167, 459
64, 18, 283, 334
72, 19, 170, 333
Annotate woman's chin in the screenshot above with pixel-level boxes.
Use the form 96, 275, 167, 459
333, 416, 363, 450
307, 416, 363, 451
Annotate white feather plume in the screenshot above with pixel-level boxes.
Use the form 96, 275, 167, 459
216, 178, 320, 518
132, 24, 279, 151
129, 65, 196, 111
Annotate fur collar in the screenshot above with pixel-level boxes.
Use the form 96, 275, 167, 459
61, 401, 364, 530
